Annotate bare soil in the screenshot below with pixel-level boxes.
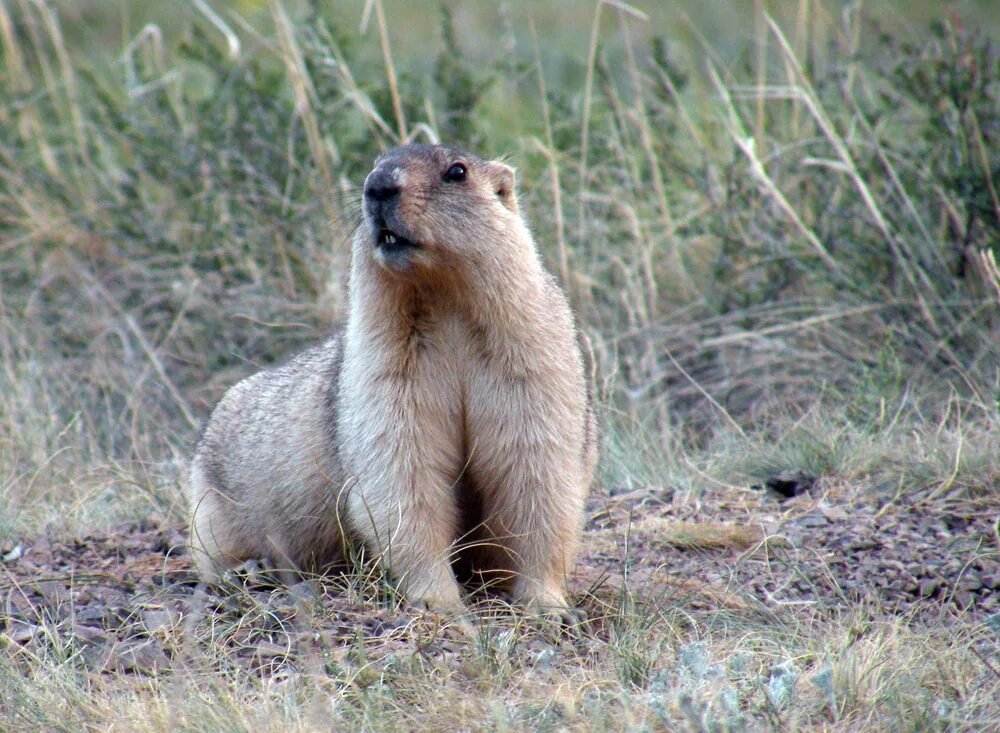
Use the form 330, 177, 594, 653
2, 481, 997, 679
583, 480, 999, 620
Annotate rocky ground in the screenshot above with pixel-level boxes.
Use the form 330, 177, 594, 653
2, 478, 997, 679
584, 476, 999, 620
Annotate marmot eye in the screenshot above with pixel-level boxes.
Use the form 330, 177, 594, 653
443, 163, 467, 183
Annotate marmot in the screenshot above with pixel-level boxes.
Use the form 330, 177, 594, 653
188, 144, 597, 617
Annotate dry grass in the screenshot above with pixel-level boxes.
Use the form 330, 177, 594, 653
1, 581, 996, 731
1, 0, 999, 730
632, 519, 768, 551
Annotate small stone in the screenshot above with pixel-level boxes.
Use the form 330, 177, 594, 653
288, 580, 320, 607
957, 574, 983, 593
847, 539, 879, 551
248, 640, 291, 663
981, 571, 1000, 590
818, 503, 848, 522
919, 578, 942, 598
954, 591, 975, 609
6, 621, 41, 644
73, 624, 113, 644
111, 639, 170, 675
141, 608, 180, 636
38, 581, 66, 605
75, 606, 105, 625
72, 623, 116, 672
799, 515, 830, 529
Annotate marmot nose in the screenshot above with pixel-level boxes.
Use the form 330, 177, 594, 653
364, 169, 400, 203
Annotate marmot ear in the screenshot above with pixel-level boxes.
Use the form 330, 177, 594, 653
489, 162, 518, 213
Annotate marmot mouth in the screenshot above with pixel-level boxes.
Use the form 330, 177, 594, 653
376, 227, 418, 252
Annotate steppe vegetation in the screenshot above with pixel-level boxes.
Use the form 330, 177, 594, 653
1, 1, 998, 730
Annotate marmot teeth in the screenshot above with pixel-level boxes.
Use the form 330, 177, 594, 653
377, 227, 415, 248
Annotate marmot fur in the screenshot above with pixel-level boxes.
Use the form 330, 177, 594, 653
188, 144, 597, 616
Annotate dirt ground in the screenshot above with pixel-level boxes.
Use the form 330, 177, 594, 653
583, 478, 998, 619
2, 479, 997, 678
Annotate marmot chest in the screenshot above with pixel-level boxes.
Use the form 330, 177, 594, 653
387, 314, 533, 414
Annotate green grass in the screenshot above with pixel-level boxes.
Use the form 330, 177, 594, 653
1, 0, 999, 730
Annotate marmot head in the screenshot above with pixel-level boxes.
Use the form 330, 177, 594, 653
361, 144, 520, 278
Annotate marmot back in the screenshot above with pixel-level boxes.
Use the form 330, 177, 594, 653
188, 144, 596, 619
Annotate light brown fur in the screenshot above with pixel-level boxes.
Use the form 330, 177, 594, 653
188, 144, 597, 615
